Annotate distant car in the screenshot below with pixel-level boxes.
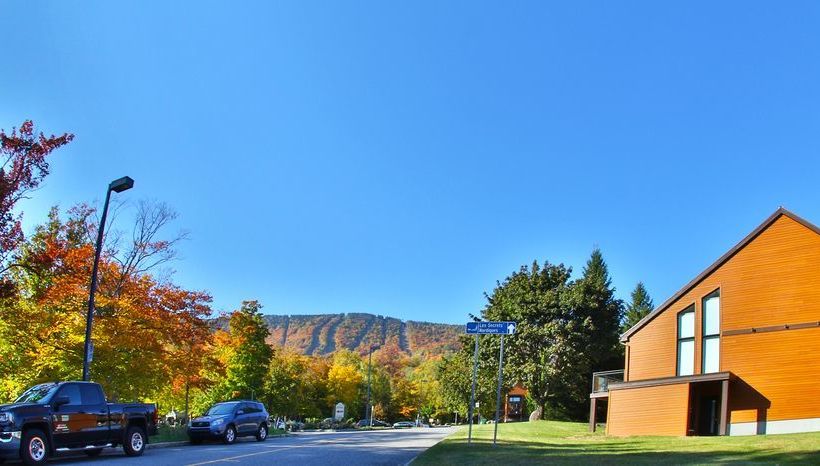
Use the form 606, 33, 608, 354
188, 401, 269, 445
392, 421, 415, 429
356, 419, 389, 428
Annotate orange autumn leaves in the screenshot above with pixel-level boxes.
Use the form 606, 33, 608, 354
0, 205, 212, 404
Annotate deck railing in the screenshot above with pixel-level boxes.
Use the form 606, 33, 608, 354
591, 369, 624, 394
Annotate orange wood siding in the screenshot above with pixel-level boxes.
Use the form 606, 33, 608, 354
625, 214, 820, 424
607, 384, 690, 436
626, 303, 679, 381
725, 328, 820, 423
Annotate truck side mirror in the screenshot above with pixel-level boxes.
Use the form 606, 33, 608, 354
53, 396, 70, 410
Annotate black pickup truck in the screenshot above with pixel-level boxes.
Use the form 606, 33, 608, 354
0, 381, 158, 465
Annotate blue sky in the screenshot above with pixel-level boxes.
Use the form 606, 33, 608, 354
2, 2, 820, 324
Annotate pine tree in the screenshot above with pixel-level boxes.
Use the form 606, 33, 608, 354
622, 282, 654, 333
561, 249, 624, 419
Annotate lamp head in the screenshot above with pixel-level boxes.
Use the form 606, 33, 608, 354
109, 176, 134, 193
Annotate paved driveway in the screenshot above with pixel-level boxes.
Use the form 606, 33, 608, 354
9, 427, 455, 466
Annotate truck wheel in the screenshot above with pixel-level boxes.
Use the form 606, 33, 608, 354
85, 448, 103, 457
255, 423, 268, 442
123, 426, 146, 457
21, 429, 49, 465
223, 425, 237, 445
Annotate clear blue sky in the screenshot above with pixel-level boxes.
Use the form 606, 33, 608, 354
3, 2, 820, 324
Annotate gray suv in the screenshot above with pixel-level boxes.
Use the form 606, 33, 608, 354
187, 401, 269, 445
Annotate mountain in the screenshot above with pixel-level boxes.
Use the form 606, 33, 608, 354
261, 313, 462, 357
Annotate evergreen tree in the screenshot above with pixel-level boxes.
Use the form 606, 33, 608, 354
562, 249, 624, 419
622, 282, 654, 333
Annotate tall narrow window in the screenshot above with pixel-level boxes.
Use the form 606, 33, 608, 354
677, 306, 695, 376
702, 290, 720, 373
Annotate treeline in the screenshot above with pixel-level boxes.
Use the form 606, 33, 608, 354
0, 120, 656, 425
436, 253, 655, 422
199, 303, 445, 423
0, 121, 447, 424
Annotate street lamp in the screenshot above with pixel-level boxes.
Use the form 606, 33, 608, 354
365, 344, 380, 425
82, 176, 134, 381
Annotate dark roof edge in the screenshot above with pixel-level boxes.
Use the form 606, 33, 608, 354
621, 207, 820, 342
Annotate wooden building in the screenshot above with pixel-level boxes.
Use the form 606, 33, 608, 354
590, 208, 820, 436
504, 385, 529, 422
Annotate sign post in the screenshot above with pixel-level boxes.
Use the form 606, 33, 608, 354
465, 321, 516, 446
493, 334, 505, 446
467, 333, 479, 444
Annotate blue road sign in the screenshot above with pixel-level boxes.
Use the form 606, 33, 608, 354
465, 321, 517, 335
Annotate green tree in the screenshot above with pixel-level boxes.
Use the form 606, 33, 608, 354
481, 261, 579, 420
561, 249, 624, 419
437, 346, 497, 421
222, 300, 273, 400
622, 282, 654, 333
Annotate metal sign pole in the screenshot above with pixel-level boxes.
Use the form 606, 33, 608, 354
467, 333, 479, 445
493, 335, 505, 446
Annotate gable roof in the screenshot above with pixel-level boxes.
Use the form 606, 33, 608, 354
621, 207, 820, 342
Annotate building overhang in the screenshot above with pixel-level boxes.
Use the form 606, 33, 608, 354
607, 371, 735, 391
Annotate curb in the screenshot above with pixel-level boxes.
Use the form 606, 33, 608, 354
146, 441, 189, 450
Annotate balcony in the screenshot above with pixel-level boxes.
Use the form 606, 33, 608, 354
591, 369, 624, 395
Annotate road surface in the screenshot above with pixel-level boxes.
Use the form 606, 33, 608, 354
7, 427, 455, 466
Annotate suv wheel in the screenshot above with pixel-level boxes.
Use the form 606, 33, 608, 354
256, 424, 268, 441
21, 429, 49, 465
223, 425, 237, 445
123, 426, 146, 457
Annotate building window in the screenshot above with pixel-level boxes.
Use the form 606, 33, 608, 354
702, 290, 720, 373
677, 306, 695, 376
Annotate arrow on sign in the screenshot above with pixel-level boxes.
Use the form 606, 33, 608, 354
507, 323, 516, 335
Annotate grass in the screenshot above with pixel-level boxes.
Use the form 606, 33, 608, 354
414, 421, 820, 465
152, 424, 287, 444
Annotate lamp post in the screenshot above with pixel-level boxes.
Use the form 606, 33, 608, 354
365, 344, 380, 424
82, 176, 134, 381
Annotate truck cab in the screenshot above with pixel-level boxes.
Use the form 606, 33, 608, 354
0, 381, 158, 465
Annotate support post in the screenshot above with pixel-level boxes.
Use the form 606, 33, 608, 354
493, 335, 505, 446
82, 188, 112, 382
719, 379, 729, 435
589, 397, 597, 432
467, 334, 479, 445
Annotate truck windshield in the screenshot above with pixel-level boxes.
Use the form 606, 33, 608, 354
15, 383, 58, 404
206, 403, 238, 416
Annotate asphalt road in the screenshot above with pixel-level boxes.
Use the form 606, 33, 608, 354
6, 427, 455, 466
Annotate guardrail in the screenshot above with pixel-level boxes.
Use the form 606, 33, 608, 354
591, 369, 624, 394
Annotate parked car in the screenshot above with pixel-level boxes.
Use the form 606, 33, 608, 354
187, 401, 269, 445
392, 421, 415, 429
286, 420, 305, 432
0, 381, 158, 465
356, 419, 389, 428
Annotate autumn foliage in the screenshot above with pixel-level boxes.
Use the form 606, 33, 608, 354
0, 122, 456, 424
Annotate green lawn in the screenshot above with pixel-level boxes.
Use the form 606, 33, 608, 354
415, 421, 820, 465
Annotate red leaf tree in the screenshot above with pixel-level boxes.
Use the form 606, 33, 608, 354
0, 120, 73, 266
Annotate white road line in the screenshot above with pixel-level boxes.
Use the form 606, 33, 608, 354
185, 445, 306, 466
